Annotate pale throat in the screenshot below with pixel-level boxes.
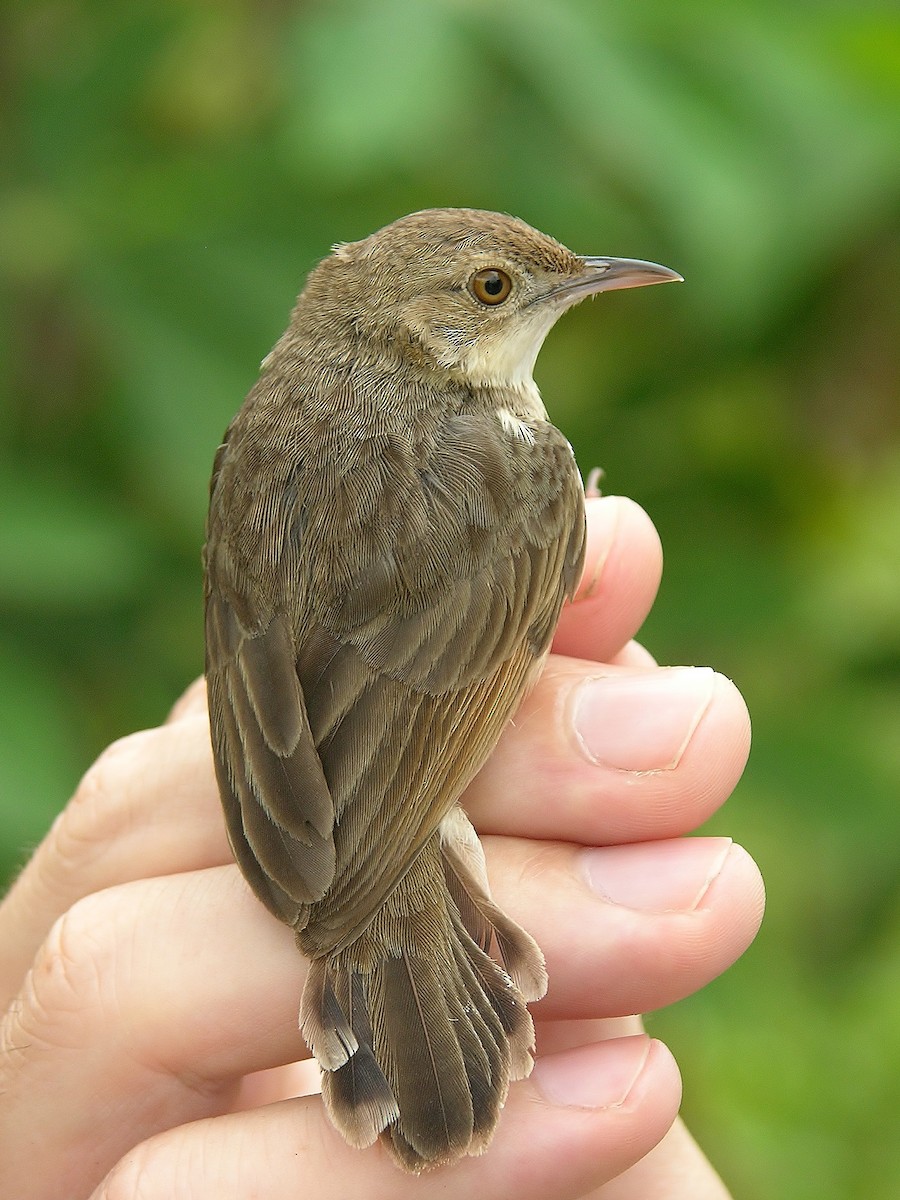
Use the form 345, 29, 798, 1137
456, 315, 556, 423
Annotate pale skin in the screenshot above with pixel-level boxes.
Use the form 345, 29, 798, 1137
0, 495, 763, 1199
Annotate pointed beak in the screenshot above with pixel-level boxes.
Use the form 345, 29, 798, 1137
549, 256, 683, 305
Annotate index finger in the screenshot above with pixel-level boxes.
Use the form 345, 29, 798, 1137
554, 496, 663, 664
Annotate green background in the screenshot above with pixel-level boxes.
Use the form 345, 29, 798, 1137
2, 1, 899, 1195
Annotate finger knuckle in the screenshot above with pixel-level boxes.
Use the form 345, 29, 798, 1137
22, 893, 120, 1046
56, 730, 159, 870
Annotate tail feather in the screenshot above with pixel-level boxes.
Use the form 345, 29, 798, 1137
447, 901, 536, 1081
300, 957, 357, 1069
441, 828, 548, 1002
323, 1044, 400, 1148
380, 951, 476, 1161
444, 915, 511, 1141
306, 962, 399, 1146
298, 825, 545, 1170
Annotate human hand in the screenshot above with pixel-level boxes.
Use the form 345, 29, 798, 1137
0, 495, 762, 1199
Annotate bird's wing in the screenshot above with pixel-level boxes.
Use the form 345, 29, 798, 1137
204, 421, 339, 927
205, 385, 585, 943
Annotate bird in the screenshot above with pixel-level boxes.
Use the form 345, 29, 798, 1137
203, 207, 681, 1171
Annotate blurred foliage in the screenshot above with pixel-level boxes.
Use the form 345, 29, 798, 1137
2, 1, 899, 1196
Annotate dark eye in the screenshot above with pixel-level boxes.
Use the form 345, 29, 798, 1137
469, 268, 513, 306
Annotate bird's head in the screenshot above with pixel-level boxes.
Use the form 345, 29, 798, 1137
297, 208, 681, 390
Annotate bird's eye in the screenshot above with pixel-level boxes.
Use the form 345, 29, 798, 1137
469, 268, 513, 306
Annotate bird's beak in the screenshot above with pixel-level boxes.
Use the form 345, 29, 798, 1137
552, 256, 683, 304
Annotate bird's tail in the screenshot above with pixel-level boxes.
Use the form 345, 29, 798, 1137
299, 814, 547, 1171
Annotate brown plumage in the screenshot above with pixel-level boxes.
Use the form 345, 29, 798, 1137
203, 208, 680, 1170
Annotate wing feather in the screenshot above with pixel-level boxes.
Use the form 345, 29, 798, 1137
204, 376, 586, 942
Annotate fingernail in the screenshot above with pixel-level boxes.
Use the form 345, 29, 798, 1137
533, 1035, 650, 1108
581, 837, 733, 912
573, 667, 715, 770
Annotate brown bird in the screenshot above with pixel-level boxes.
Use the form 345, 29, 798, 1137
203, 208, 680, 1171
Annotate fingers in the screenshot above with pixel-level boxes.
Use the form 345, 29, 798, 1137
90, 1038, 680, 1200
554, 495, 663, 662
491, 835, 765, 1018
0, 821, 761, 1198
0, 656, 750, 1010
0, 659, 749, 1015
0, 714, 221, 1010
469, 662, 751, 844
590, 1118, 732, 1200
0, 489, 749, 1200
0, 494, 697, 1004
0, 868, 300, 1196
